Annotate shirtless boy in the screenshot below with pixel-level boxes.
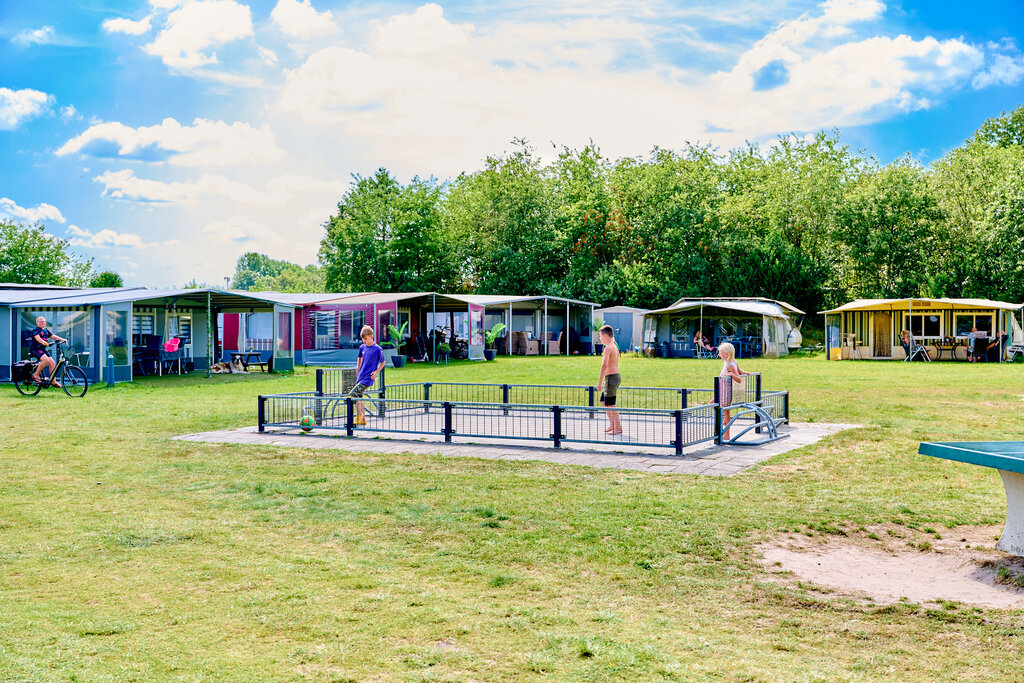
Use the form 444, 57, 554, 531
596, 324, 622, 435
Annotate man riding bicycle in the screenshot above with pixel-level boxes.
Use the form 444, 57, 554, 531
29, 316, 67, 386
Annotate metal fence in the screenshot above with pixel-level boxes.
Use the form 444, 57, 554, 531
257, 394, 722, 453
315, 367, 385, 397
257, 369, 788, 452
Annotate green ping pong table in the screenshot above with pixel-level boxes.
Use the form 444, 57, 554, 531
919, 441, 1024, 555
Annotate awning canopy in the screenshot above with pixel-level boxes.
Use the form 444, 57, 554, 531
646, 299, 801, 320
666, 297, 804, 315
6, 287, 297, 309
823, 298, 1024, 314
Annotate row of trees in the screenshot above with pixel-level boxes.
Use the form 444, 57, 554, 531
230, 252, 324, 292
0, 221, 123, 288
317, 106, 1024, 315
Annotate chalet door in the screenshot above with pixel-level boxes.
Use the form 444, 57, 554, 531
873, 312, 891, 357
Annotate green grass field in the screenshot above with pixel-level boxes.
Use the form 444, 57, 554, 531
1, 355, 1022, 681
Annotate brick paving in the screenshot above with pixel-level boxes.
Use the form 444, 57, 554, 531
174, 422, 858, 476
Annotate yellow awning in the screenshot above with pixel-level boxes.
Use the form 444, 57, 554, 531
823, 298, 1023, 314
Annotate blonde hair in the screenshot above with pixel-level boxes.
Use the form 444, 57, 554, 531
359, 325, 374, 339
718, 342, 735, 364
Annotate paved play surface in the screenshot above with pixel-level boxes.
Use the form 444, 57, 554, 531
175, 422, 857, 476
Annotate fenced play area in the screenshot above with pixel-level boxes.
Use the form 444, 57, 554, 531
257, 368, 790, 452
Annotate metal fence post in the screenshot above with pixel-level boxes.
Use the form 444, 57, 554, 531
755, 372, 763, 434
587, 385, 596, 420
784, 391, 790, 423
674, 409, 683, 455
313, 370, 325, 424
258, 395, 265, 433
713, 377, 722, 445
378, 381, 386, 418
502, 383, 510, 416
346, 398, 354, 437
552, 405, 562, 448
681, 388, 688, 410
424, 382, 431, 413
443, 402, 453, 442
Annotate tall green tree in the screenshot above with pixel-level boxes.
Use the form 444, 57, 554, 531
89, 271, 124, 288
0, 220, 94, 286
320, 170, 459, 292
838, 159, 942, 298
445, 141, 561, 294
972, 104, 1024, 148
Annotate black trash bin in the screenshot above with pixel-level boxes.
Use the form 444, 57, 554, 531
658, 341, 671, 358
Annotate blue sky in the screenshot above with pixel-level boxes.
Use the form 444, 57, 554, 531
1, 0, 1022, 286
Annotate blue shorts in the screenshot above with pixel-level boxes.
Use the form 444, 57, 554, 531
31, 348, 50, 360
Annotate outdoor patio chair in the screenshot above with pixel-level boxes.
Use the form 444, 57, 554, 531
986, 332, 1009, 363
696, 342, 716, 359
513, 331, 539, 355
967, 335, 988, 362
1008, 343, 1024, 362
902, 334, 931, 362
545, 332, 559, 355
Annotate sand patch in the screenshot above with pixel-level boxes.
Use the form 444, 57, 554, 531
760, 525, 1024, 609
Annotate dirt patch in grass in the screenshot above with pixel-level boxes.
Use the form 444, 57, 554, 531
759, 524, 1024, 609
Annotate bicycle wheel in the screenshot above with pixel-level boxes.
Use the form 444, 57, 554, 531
61, 365, 89, 398
14, 374, 41, 396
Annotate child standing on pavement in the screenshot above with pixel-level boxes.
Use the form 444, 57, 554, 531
597, 325, 622, 435
350, 326, 386, 426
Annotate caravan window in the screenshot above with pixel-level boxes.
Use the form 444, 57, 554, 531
955, 313, 992, 336
310, 310, 366, 349
20, 308, 92, 367
670, 316, 699, 342
906, 314, 941, 338
246, 312, 274, 350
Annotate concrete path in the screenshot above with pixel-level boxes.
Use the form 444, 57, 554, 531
174, 422, 858, 476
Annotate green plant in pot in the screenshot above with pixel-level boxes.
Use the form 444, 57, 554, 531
592, 317, 604, 355
483, 322, 506, 361
436, 341, 451, 363
382, 321, 409, 368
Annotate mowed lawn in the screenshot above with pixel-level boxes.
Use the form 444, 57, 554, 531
1, 355, 1022, 681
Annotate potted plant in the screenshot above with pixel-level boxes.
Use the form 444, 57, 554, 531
382, 321, 409, 368
592, 318, 604, 354
436, 341, 451, 364
483, 322, 506, 361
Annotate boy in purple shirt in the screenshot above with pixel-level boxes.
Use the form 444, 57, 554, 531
350, 325, 385, 426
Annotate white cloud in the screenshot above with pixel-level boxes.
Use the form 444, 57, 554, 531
102, 15, 153, 36
258, 46, 279, 65
972, 53, 1024, 88
94, 169, 345, 207
202, 215, 283, 243
271, 0, 337, 39
280, 1, 990, 172
67, 224, 157, 249
372, 3, 472, 56
145, 0, 253, 68
60, 105, 80, 122
821, 0, 884, 24
0, 87, 53, 129
57, 117, 284, 166
12, 26, 56, 47
0, 197, 66, 224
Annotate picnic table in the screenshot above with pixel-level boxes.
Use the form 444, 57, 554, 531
920, 441, 1024, 555
932, 338, 961, 361
231, 351, 266, 372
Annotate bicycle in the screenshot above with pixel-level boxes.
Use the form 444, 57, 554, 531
14, 341, 89, 398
